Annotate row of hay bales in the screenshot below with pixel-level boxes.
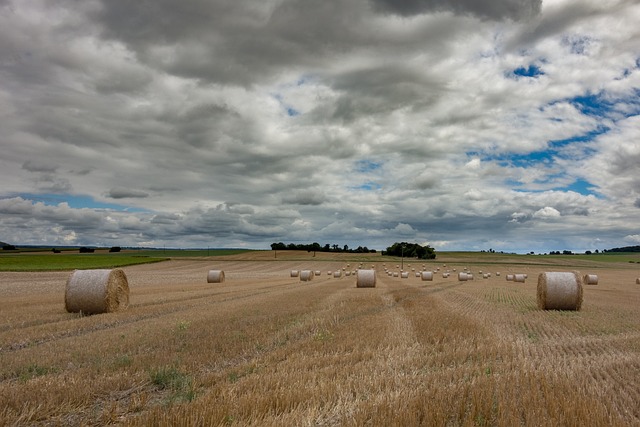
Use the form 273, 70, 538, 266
65, 268, 227, 314
64, 266, 639, 316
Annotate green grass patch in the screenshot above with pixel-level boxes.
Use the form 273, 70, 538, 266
0, 254, 168, 271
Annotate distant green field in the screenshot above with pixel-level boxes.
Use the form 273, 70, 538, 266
0, 249, 254, 271
0, 254, 169, 272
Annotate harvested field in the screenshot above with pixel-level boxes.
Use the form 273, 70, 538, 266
1, 253, 639, 426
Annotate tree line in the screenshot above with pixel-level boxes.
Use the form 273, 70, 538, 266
270, 242, 376, 253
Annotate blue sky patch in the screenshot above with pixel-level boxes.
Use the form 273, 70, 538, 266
561, 178, 598, 196
15, 193, 149, 212
355, 159, 382, 173
352, 182, 382, 191
511, 64, 544, 78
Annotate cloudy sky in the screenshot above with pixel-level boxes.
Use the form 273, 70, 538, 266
1, 0, 639, 253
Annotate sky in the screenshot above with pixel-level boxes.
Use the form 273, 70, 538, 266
0, 0, 639, 253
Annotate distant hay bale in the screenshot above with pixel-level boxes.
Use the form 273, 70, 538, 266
496, 272, 500, 276
401, 271, 409, 278
636, 278, 640, 284
356, 269, 376, 288
415, 272, 421, 277
207, 270, 225, 283
345, 271, 351, 276
458, 272, 468, 281
421, 271, 433, 281
506, 274, 514, 281
483, 273, 489, 279
290, 270, 299, 277
393, 272, 399, 277
300, 270, 314, 281
514, 274, 526, 283
327, 271, 332, 275
442, 272, 450, 278
537, 271, 583, 311
583, 274, 598, 285
65, 269, 129, 314
333, 271, 342, 278
315, 270, 321, 276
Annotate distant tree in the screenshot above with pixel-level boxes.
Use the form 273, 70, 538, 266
79, 247, 95, 253
2, 244, 16, 251
109, 246, 121, 253
585, 250, 592, 255
385, 242, 436, 259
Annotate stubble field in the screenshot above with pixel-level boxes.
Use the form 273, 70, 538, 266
1, 251, 639, 426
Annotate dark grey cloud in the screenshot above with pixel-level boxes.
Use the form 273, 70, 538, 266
370, 0, 541, 21
106, 188, 150, 199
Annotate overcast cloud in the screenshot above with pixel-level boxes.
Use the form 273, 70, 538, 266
1, 0, 639, 253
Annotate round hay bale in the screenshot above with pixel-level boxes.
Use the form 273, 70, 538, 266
496, 272, 500, 276
393, 272, 399, 277
300, 270, 314, 281
415, 272, 421, 277
327, 271, 332, 275
514, 274, 526, 283
537, 271, 583, 310
506, 274, 514, 281
65, 269, 129, 314
290, 270, 299, 277
636, 278, 640, 284
442, 272, 450, 278
345, 271, 351, 276
483, 273, 490, 279
333, 271, 342, 278
315, 270, 321, 276
401, 271, 409, 279
583, 274, 598, 285
458, 272, 468, 281
207, 270, 225, 283
421, 271, 433, 281
356, 269, 376, 288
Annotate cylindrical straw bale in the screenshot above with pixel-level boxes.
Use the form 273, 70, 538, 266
483, 273, 489, 279
333, 270, 342, 278
514, 274, 526, 283
537, 271, 583, 310
356, 269, 376, 288
401, 271, 409, 278
442, 272, 450, 278
636, 278, 640, 284
421, 271, 433, 281
207, 270, 225, 283
345, 271, 351, 276
65, 269, 129, 314
290, 270, 299, 277
393, 272, 399, 277
458, 272, 468, 281
415, 272, 421, 277
300, 270, 314, 281
583, 274, 598, 285
506, 274, 514, 281
315, 270, 321, 276
496, 272, 500, 276
327, 271, 332, 275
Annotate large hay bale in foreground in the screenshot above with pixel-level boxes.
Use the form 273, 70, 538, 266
65, 269, 129, 314
537, 271, 583, 311
356, 269, 376, 288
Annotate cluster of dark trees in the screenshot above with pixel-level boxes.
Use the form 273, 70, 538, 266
270, 242, 376, 253
605, 245, 640, 253
382, 242, 436, 259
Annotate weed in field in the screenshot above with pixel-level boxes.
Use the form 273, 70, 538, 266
149, 366, 196, 403
18, 364, 55, 381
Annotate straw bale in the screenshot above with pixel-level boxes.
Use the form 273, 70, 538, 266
65, 269, 129, 314
401, 271, 409, 278
537, 271, 583, 310
583, 274, 598, 285
207, 270, 225, 283
514, 274, 526, 283
315, 270, 321, 276
356, 269, 376, 288
333, 271, 342, 278
506, 274, 514, 281
300, 270, 314, 281
421, 271, 433, 281
290, 270, 299, 277
636, 278, 640, 284
458, 272, 468, 281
